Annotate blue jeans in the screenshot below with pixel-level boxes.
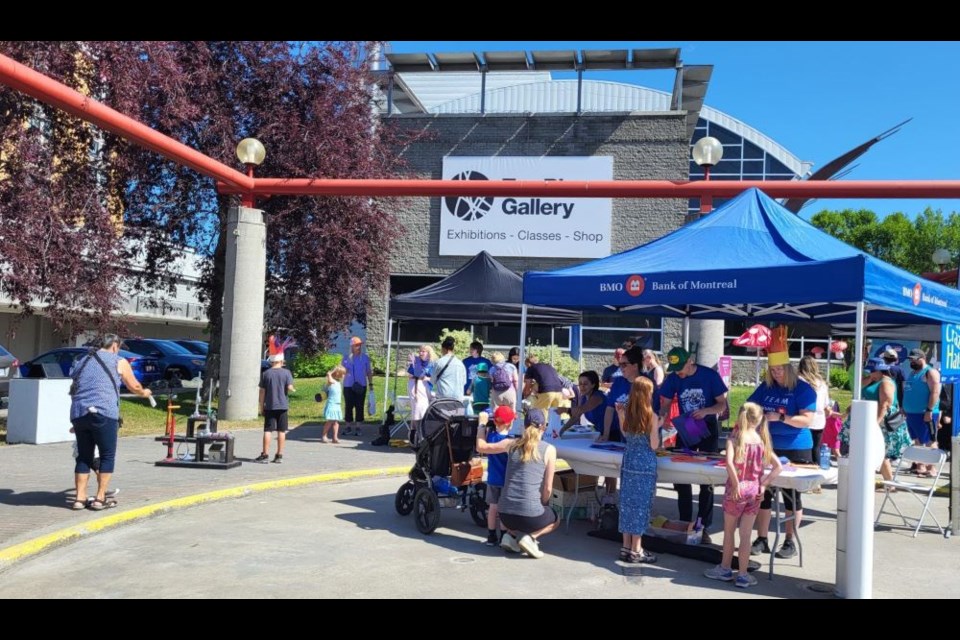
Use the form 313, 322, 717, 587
73, 412, 119, 474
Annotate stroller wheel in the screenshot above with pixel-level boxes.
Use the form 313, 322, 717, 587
395, 481, 416, 516
469, 482, 489, 527
413, 487, 441, 534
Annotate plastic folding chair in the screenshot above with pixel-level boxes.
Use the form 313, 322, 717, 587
390, 394, 412, 439
875, 446, 949, 537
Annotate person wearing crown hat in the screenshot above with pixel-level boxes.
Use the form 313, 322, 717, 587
746, 325, 817, 560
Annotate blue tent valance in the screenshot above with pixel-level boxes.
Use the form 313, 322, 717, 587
523, 188, 960, 327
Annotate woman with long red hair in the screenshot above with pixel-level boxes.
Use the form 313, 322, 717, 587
615, 376, 661, 564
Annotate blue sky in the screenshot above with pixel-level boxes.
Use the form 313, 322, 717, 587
390, 41, 960, 219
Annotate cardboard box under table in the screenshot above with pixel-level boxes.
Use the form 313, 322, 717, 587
551, 470, 598, 527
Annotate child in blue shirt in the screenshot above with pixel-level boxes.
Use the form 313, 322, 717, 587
477, 404, 516, 546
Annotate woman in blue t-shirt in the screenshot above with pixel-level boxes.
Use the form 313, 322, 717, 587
746, 361, 816, 560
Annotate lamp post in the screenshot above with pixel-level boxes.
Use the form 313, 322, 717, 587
933, 248, 952, 272
685, 136, 725, 363
236, 137, 266, 207
219, 138, 268, 420
692, 136, 723, 217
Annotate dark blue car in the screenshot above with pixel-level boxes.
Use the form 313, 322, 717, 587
174, 339, 270, 372
18, 348, 162, 390
122, 338, 206, 381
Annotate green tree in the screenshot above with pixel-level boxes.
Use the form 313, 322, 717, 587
810, 206, 960, 275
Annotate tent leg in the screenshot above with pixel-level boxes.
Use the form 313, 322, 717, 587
518, 304, 528, 421
393, 322, 401, 404
550, 327, 555, 365
826, 333, 832, 388
682, 316, 690, 351
578, 324, 584, 372
383, 320, 393, 414
853, 303, 865, 400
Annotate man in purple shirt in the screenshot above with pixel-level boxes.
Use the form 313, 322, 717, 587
341, 336, 373, 435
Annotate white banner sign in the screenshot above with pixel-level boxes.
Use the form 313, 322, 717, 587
440, 156, 613, 258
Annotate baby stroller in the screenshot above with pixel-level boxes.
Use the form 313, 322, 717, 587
394, 397, 489, 534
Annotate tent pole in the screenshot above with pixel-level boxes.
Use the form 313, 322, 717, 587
383, 319, 393, 414
518, 304, 529, 420
550, 327, 555, 365
578, 324, 584, 372
826, 333, 833, 389
853, 303, 865, 400
393, 322, 401, 404
682, 315, 690, 351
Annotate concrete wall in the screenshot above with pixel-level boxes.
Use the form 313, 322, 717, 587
369, 112, 689, 359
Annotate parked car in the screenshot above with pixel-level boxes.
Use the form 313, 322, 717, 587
175, 339, 270, 372
17, 347, 162, 391
0, 344, 20, 403
121, 338, 206, 382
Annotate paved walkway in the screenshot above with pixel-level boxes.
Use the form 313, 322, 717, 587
0, 421, 409, 549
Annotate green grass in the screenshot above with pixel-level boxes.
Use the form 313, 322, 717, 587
119, 375, 398, 437
725, 385, 852, 429
0, 376, 398, 443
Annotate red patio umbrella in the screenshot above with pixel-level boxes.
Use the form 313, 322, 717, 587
733, 324, 771, 384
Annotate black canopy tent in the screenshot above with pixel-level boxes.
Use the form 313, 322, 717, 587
384, 251, 582, 412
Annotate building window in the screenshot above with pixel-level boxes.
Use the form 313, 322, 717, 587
581, 313, 662, 352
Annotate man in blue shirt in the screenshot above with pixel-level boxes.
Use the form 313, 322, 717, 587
462, 341, 493, 395
658, 346, 728, 544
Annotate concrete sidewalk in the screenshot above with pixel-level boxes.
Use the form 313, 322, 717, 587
0, 421, 410, 549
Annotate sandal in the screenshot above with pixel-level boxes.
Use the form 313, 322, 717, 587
71, 500, 87, 511
618, 547, 631, 561
87, 498, 118, 511
627, 550, 657, 564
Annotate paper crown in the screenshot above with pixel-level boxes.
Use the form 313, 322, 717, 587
767, 325, 790, 367
268, 334, 297, 357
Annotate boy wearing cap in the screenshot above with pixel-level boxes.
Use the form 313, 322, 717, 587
658, 346, 728, 544
903, 348, 941, 475
341, 337, 373, 434
477, 405, 516, 546
256, 353, 296, 463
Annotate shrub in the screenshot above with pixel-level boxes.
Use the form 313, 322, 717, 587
525, 343, 580, 380
437, 328, 477, 361
290, 352, 342, 379
829, 368, 850, 391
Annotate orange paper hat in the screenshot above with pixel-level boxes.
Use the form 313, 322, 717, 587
767, 325, 790, 366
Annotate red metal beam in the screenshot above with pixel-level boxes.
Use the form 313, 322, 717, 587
0, 53, 253, 191
5, 51, 960, 202
216, 178, 960, 198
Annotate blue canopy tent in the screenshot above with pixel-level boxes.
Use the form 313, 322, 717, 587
522, 188, 960, 398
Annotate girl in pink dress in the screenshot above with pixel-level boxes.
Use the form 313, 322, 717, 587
704, 402, 782, 588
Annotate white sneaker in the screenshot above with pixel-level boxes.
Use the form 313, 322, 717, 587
517, 534, 544, 559
500, 533, 522, 554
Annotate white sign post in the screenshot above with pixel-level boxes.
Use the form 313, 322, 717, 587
440, 156, 613, 258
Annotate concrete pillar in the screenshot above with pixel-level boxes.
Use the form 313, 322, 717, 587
219, 205, 266, 420
691, 319, 724, 369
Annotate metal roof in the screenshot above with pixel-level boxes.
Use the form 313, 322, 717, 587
394, 76, 805, 178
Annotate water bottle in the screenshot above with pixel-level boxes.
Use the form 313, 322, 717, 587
819, 443, 831, 469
